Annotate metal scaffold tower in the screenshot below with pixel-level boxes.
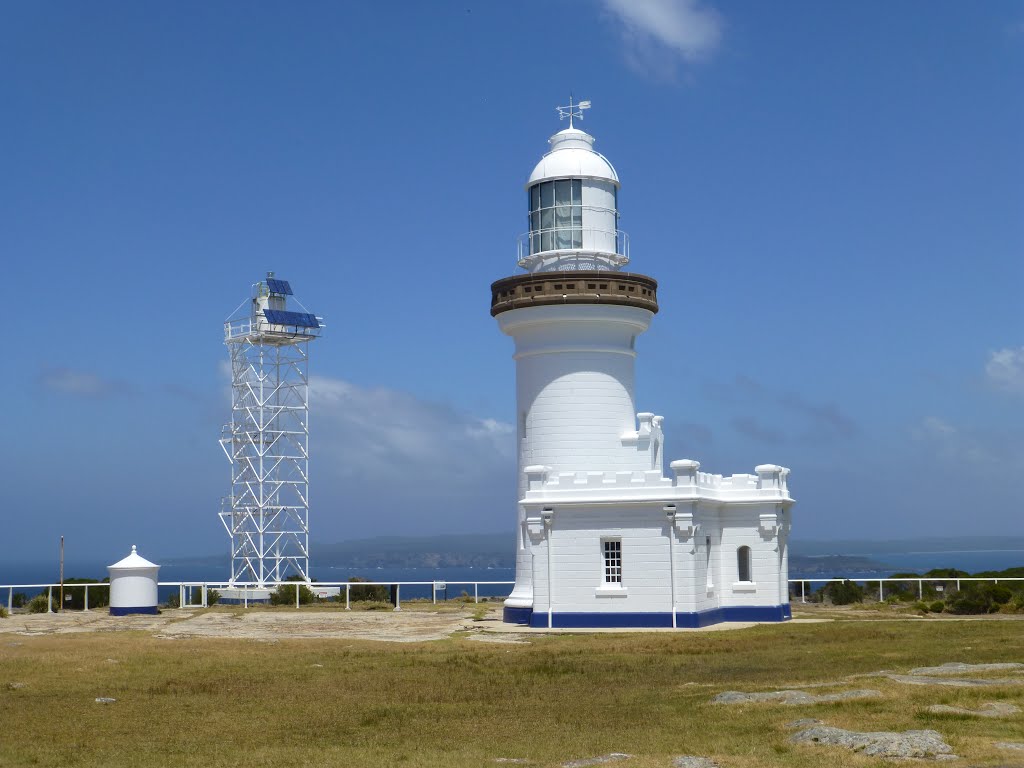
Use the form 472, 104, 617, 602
219, 273, 323, 587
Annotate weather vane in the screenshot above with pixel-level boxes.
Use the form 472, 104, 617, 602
556, 95, 591, 128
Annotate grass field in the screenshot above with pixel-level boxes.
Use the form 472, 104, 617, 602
1, 609, 1022, 767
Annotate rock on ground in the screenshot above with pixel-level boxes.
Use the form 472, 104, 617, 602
785, 718, 823, 729
994, 742, 1024, 751
561, 754, 632, 767
713, 689, 881, 705
791, 726, 956, 760
910, 662, 1024, 676
887, 674, 1024, 687
928, 701, 1020, 717
672, 757, 719, 768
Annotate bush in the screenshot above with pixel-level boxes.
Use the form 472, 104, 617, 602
911, 601, 929, 613
0, 606, 7, 619
27, 594, 52, 613
929, 601, 945, 613
11, 593, 26, 609
945, 583, 1011, 615
822, 580, 864, 605
269, 577, 316, 606
346, 577, 389, 603
58, 578, 110, 610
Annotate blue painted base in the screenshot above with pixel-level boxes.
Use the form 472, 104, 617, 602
511, 604, 791, 629
109, 606, 159, 616
503, 605, 534, 625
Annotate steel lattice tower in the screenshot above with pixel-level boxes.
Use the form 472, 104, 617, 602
219, 273, 322, 587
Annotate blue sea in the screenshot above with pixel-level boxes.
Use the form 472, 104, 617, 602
2, 550, 1022, 600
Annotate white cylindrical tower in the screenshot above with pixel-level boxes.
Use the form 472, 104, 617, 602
108, 545, 160, 616
492, 105, 659, 624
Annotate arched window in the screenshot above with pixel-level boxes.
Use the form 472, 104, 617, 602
737, 546, 752, 582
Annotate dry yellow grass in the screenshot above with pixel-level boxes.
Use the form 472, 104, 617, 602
1, 611, 1022, 767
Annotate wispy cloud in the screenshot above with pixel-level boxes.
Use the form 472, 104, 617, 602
310, 375, 514, 499
731, 416, 784, 444
38, 367, 129, 398
601, 0, 723, 78
913, 415, 1023, 469
984, 347, 1024, 394
708, 373, 859, 444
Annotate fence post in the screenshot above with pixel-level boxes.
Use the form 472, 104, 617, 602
7, 587, 12, 613
202, 584, 208, 608
48, 586, 54, 613
179, 584, 185, 608
918, 579, 923, 600
474, 583, 479, 604
394, 584, 401, 612
879, 580, 884, 602
956, 579, 960, 591
345, 584, 350, 611
801, 580, 806, 603
432, 583, 436, 606
84, 585, 90, 612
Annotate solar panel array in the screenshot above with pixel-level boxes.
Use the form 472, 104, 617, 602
263, 309, 320, 328
266, 278, 293, 295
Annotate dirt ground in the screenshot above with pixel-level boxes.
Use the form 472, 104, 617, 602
0, 603, 787, 642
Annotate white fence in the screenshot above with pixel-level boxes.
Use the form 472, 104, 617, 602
4, 577, 1024, 613
790, 577, 1024, 603
1, 581, 517, 613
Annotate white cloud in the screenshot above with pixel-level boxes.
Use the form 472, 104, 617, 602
913, 416, 1022, 469
38, 367, 128, 398
601, 0, 723, 77
985, 347, 1024, 394
307, 376, 515, 536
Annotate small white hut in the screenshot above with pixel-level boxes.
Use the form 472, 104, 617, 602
108, 545, 160, 616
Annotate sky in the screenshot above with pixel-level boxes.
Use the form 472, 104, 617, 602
1, 1, 1022, 564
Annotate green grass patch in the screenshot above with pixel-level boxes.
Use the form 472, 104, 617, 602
1, 618, 1022, 766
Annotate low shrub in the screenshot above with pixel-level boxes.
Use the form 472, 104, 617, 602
911, 601, 929, 613
929, 601, 945, 613
11, 593, 26, 609
58, 578, 110, 610
27, 594, 51, 613
0, 606, 7, 619
822, 580, 864, 605
269, 578, 316, 606
346, 577, 389, 603
946, 583, 1012, 615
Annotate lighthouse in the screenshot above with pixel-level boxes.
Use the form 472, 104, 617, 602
491, 101, 794, 628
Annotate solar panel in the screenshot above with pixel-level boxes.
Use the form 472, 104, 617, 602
263, 309, 320, 329
266, 279, 293, 295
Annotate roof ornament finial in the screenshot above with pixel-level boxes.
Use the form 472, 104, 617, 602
556, 95, 591, 129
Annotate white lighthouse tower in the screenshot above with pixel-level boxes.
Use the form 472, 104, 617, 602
492, 102, 794, 628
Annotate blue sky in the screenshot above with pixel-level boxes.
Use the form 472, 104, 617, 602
2, 1, 1022, 563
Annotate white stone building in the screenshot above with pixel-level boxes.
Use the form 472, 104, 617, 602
490, 105, 794, 628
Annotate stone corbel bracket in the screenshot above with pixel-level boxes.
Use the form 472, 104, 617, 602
525, 506, 554, 542
758, 511, 781, 538
668, 504, 699, 540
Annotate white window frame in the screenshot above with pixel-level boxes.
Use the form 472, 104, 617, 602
596, 538, 627, 596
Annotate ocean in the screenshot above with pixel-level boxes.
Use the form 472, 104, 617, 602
2, 549, 1022, 600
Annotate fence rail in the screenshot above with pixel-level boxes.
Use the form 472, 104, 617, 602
4, 577, 1024, 613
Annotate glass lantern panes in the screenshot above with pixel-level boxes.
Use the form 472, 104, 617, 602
528, 179, 583, 254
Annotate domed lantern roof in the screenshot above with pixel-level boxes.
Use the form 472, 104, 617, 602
527, 126, 620, 187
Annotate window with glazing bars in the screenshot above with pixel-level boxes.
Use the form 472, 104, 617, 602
529, 179, 583, 254
602, 539, 622, 584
